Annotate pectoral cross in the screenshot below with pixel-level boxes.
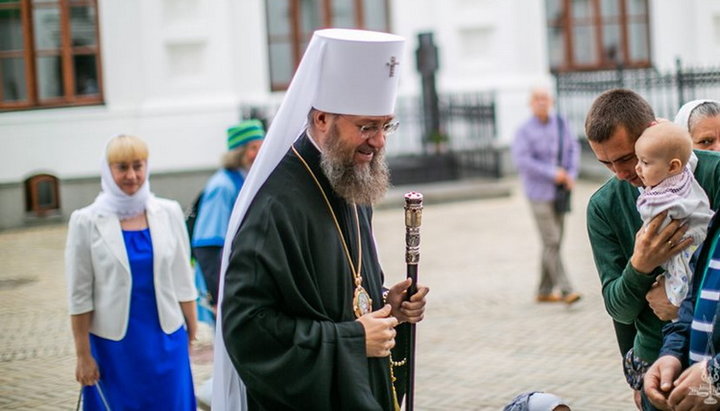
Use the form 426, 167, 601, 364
386, 56, 399, 78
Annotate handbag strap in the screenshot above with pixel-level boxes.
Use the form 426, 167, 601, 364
556, 113, 565, 168
96, 381, 112, 410
77, 383, 112, 411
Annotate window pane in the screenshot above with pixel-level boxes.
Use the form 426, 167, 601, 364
33, 6, 62, 50
1, 57, 27, 101
266, 0, 290, 37
545, 0, 562, 21
70, 6, 97, 47
628, 0, 647, 15
629, 21, 649, 61
36, 56, 63, 99
37, 180, 55, 208
601, 0, 619, 17
74, 54, 98, 95
269, 42, 292, 88
572, 25, 597, 65
547, 26, 565, 68
332, 0, 355, 28
363, 0, 387, 31
572, 0, 591, 19
602, 23, 621, 63
300, 0, 321, 35
0, 8, 24, 51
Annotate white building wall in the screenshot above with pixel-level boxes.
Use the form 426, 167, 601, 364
392, 0, 551, 145
3, 0, 720, 228
650, 0, 698, 70
0, 0, 269, 185
228, 0, 273, 102
651, 0, 720, 70
6, 0, 720, 184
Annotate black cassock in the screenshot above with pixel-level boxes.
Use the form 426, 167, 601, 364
223, 134, 409, 410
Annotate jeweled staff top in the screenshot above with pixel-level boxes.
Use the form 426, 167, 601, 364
404, 192, 423, 267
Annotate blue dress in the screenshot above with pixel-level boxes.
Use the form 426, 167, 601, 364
83, 228, 196, 410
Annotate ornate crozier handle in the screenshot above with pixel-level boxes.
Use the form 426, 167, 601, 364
404, 192, 423, 296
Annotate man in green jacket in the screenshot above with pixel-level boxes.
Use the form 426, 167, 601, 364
585, 89, 720, 409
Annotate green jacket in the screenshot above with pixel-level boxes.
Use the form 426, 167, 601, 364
587, 149, 720, 362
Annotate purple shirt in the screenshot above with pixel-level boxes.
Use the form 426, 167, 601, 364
511, 114, 580, 201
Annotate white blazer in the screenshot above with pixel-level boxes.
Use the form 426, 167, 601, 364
65, 197, 198, 341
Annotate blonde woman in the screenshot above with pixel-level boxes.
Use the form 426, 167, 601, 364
66, 135, 197, 409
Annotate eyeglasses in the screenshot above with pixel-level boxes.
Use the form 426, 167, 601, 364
357, 120, 400, 139
337, 115, 400, 139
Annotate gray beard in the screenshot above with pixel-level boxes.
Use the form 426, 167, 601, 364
319, 125, 390, 206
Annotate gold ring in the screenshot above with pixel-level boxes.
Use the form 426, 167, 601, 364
667, 240, 674, 248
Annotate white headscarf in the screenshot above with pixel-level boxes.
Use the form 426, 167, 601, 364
90, 137, 152, 219
674, 99, 720, 131
211, 28, 405, 410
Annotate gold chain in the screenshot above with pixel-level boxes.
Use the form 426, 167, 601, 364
293, 143, 401, 410
390, 356, 407, 367
388, 356, 401, 411
291, 145, 363, 288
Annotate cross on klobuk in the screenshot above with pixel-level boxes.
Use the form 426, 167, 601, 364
386, 56, 399, 78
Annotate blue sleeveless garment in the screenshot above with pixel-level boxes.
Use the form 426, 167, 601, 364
83, 228, 195, 410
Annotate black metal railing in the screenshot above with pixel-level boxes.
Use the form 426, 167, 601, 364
440, 92, 498, 178
554, 59, 720, 139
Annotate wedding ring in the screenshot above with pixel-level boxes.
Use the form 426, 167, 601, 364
667, 240, 674, 248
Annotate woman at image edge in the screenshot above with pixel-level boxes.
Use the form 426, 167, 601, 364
65, 134, 198, 409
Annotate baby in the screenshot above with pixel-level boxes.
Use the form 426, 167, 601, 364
635, 122, 714, 306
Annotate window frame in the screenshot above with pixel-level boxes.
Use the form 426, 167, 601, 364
24, 174, 61, 216
547, 0, 651, 72
0, 0, 103, 111
265, 0, 391, 91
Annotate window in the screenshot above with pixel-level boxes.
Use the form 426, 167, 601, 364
0, 0, 102, 111
24, 174, 60, 216
265, 0, 390, 91
546, 0, 650, 72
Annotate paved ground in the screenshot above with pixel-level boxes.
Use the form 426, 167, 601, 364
0, 177, 636, 410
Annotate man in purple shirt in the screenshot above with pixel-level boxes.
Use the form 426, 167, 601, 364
511, 87, 581, 304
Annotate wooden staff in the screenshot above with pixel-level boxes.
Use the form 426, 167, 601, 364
403, 191, 423, 411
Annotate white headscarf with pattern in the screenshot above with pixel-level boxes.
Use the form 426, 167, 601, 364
674, 99, 720, 132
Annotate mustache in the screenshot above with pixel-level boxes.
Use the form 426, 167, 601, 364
357, 143, 378, 155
